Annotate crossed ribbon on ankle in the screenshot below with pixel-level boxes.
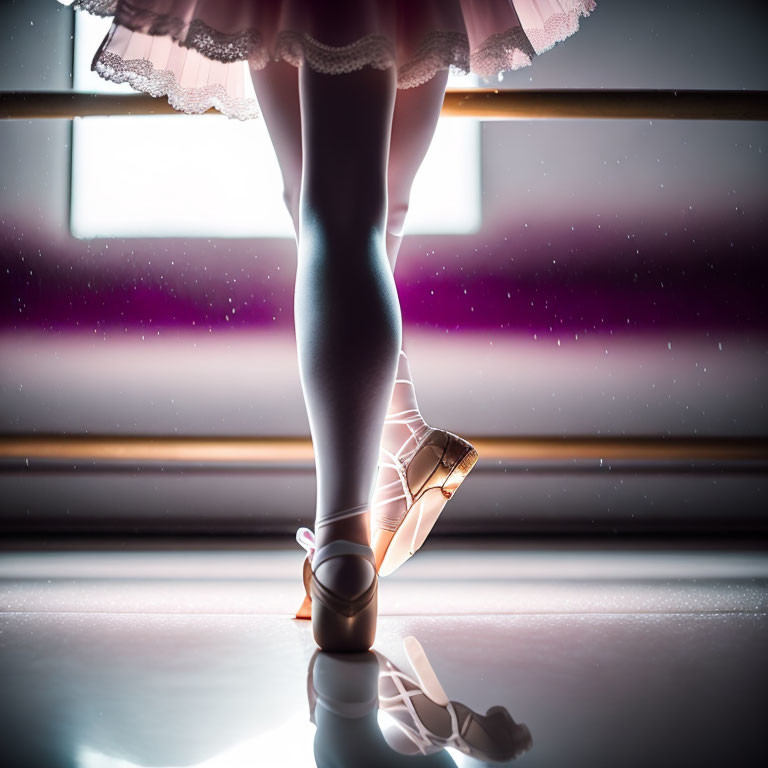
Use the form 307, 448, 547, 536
295, 502, 371, 564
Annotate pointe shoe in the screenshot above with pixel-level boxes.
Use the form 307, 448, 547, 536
372, 427, 478, 576
308, 539, 378, 652
377, 636, 533, 762
294, 527, 318, 621
293, 504, 378, 650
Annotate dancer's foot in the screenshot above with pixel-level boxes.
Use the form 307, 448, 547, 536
371, 349, 478, 575
371, 347, 430, 565
296, 505, 378, 652
372, 427, 478, 576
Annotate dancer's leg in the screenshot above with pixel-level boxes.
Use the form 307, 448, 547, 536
385, 71, 450, 272
249, 61, 302, 239
297, 62, 400, 569
378, 72, 449, 470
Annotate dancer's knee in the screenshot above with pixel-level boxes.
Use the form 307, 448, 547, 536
300, 180, 388, 254
386, 197, 410, 239
282, 185, 300, 234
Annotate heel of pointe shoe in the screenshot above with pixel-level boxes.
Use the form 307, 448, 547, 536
310, 540, 378, 652
312, 580, 377, 653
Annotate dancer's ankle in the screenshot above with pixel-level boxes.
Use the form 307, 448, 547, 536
313, 514, 374, 602
380, 349, 430, 457
380, 417, 430, 458
314, 515, 371, 553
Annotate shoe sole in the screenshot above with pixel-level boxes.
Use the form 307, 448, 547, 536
374, 446, 478, 577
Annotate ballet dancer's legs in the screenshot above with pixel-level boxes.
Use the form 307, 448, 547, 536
375, 73, 450, 523
250, 64, 450, 524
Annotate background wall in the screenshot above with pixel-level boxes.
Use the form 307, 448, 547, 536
1, 0, 766, 536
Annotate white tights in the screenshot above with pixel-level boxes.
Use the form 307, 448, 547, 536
250, 62, 449, 552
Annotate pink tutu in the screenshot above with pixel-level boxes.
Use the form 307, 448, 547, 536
60, 0, 597, 120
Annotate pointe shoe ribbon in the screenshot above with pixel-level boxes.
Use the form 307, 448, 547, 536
402, 636, 450, 706
293, 503, 372, 623
296, 526, 316, 561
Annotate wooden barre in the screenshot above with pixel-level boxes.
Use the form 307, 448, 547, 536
1, 89, 766, 121
1, 435, 766, 463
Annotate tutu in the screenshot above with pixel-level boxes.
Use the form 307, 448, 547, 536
59, 0, 597, 120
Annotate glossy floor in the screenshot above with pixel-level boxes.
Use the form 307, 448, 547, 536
1, 544, 766, 768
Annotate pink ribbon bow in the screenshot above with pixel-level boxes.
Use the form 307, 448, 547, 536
296, 526, 315, 562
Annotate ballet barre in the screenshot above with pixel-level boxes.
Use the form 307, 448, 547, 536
1, 89, 766, 120
1, 435, 766, 464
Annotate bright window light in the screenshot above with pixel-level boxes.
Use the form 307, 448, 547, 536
72, 13, 481, 239
75, 712, 316, 767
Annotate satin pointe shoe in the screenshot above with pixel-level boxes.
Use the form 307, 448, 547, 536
295, 527, 314, 620
372, 427, 478, 577
376, 636, 533, 762
295, 504, 378, 652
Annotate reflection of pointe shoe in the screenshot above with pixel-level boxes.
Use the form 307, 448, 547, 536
377, 636, 533, 762
373, 428, 478, 576
306, 649, 380, 726
308, 650, 402, 768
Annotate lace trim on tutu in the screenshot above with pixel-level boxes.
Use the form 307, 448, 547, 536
469, 27, 537, 79
398, 31, 473, 90
87, 28, 535, 119
526, 0, 597, 56
70, 1, 597, 66
189, 21, 268, 65
275, 31, 396, 76
70, 1, 268, 64
65, 0, 597, 120
69, 0, 116, 16
93, 49, 261, 120
272, 30, 531, 90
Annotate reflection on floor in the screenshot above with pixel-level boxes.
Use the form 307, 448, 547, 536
1, 545, 766, 767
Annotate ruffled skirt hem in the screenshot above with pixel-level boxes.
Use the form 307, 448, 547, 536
61, 0, 598, 120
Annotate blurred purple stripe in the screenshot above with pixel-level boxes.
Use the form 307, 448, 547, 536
2, 214, 766, 333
